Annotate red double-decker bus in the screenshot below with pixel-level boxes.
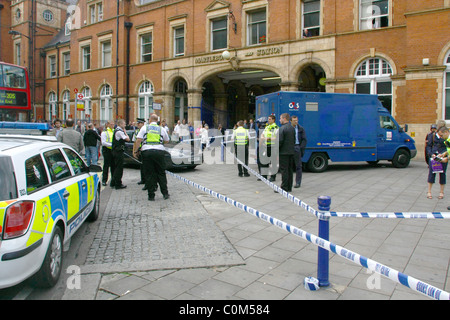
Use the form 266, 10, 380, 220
0, 62, 31, 122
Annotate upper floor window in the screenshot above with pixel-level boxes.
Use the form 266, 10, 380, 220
303, 0, 320, 37
101, 40, 112, 67
89, 2, 103, 24
211, 17, 228, 51
140, 33, 152, 62
444, 52, 450, 120
63, 52, 70, 76
174, 26, 185, 57
82, 45, 91, 71
355, 57, 393, 113
247, 10, 266, 45
360, 0, 389, 30
49, 56, 57, 78
43, 10, 54, 23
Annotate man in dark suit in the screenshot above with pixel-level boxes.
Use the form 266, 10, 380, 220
291, 115, 307, 188
278, 113, 296, 192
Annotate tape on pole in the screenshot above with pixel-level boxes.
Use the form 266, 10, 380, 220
167, 170, 450, 300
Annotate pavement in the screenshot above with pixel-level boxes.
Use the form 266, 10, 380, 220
61, 151, 450, 301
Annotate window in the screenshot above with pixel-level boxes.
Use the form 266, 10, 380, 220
101, 40, 112, 67
43, 10, 54, 23
140, 33, 152, 62
15, 43, 21, 66
0, 157, 17, 200
89, 2, 103, 24
63, 52, 70, 75
62, 91, 70, 120
100, 84, 113, 122
247, 10, 267, 45
25, 155, 49, 194
303, 0, 320, 37
444, 52, 450, 120
64, 148, 87, 175
360, 0, 389, 30
82, 45, 91, 71
49, 92, 57, 120
211, 18, 228, 51
43, 149, 71, 182
49, 56, 57, 78
174, 26, 185, 56
355, 57, 393, 113
3, 64, 26, 88
138, 81, 154, 120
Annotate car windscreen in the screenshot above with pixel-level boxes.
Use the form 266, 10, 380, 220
0, 156, 18, 200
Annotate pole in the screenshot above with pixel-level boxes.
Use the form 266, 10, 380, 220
317, 195, 331, 287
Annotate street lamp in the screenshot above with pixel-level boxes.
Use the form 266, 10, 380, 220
8, 30, 30, 39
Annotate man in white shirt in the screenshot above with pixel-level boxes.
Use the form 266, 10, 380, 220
135, 114, 170, 201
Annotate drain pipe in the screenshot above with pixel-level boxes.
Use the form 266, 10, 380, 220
124, 21, 132, 125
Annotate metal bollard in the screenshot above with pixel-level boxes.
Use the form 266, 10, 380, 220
317, 196, 331, 287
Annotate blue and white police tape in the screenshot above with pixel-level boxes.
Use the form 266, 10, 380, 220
225, 144, 450, 220
304, 277, 320, 291
166, 170, 450, 300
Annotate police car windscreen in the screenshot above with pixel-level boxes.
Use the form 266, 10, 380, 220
0, 156, 18, 200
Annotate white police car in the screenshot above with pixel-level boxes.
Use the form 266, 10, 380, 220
0, 129, 102, 289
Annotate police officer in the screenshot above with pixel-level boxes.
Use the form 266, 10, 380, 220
261, 114, 278, 181
256, 117, 267, 180
135, 114, 170, 201
112, 119, 130, 189
133, 118, 146, 187
233, 120, 250, 177
101, 120, 115, 186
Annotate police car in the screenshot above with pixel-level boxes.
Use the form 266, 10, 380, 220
0, 123, 102, 289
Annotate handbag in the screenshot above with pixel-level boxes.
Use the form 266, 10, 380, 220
431, 158, 444, 173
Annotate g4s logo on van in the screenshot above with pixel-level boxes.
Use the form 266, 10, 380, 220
289, 102, 300, 110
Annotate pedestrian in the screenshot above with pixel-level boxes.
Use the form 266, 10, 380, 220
426, 126, 449, 199
111, 119, 130, 190
425, 124, 438, 165
256, 117, 268, 181
291, 115, 307, 188
179, 119, 189, 141
83, 123, 101, 166
133, 118, 146, 188
260, 115, 278, 181
75, 120, 85, 135
233, 120, 250, 177
278, 113, 296, 193
135, 114, 170, 201
57, 118, 84, 153
101, 120, 116, 187
50, 118, 63, 138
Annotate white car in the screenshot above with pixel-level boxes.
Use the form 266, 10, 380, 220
0, 134, 102, 289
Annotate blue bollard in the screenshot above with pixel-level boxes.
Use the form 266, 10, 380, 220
317, 196, 331, 287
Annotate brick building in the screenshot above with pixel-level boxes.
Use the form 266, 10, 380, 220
3, 0, 450, 157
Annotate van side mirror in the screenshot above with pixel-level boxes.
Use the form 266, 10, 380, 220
403, 124, 408, 133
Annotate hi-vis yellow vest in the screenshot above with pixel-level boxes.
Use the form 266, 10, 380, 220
235, 127, 249, 146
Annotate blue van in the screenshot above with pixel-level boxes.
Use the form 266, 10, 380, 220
255, 91, 416, 172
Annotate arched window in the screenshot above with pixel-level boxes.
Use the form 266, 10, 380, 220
100, 84, 113, 123
138, 81, 154, 120
48, 92, 57, 120
62, 90, 70, 120
82, 87, 92, 120
355, 57, 393, 113
444, 51, 450, 120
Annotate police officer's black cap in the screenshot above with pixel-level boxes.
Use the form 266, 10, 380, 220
137, 118, 145, 123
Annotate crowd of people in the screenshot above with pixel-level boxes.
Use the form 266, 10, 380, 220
49, 114, 309, 197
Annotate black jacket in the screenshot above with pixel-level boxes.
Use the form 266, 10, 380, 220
278, 122, 296, 155
83, 129, 101, 147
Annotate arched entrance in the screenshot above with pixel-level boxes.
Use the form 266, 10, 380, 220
298, 63, 326, 92
200, 68, 281, 128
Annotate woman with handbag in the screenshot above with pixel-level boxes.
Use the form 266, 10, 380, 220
426, 126, 449, 199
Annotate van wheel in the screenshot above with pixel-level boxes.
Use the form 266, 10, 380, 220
392, 149, 410, 168
34, 226, 63, 288
87, 184, 101, 222
307, 153, 328, 172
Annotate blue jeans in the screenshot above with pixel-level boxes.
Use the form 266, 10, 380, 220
85, 146, 98, 166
